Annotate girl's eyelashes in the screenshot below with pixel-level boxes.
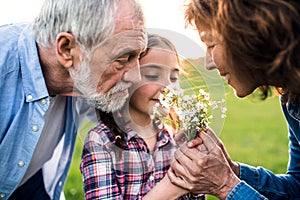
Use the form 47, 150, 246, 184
140, 65, 180, 83
142, 74, 179, 83
144, 74, 159, 80
170, 77, 178, 82
170, 71, 179, 83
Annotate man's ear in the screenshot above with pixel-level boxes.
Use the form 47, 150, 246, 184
56, 32, 79, 68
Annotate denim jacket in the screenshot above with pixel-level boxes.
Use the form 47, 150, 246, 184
0, 23, 92, 199
227, 99, 300, 199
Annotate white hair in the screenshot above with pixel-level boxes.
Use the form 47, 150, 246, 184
33, 0, 144, 53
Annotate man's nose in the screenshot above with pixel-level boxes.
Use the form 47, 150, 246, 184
122, 59, 141, 84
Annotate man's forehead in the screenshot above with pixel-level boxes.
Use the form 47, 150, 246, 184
114, 19, 144, 34
112, 28, 147, 47
89, 29, 147, 62
114, 0, 145, 34
110, 0, 147, 49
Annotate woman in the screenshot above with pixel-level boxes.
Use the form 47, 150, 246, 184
80, 33, 204, 199
168, 0, 300, 199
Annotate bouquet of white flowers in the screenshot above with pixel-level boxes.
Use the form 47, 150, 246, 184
152, 86, 226, 141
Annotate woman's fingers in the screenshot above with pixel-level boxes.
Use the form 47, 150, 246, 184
187, 136, 203, 148
199, 131, 218, 153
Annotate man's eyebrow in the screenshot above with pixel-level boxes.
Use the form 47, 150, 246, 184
112, 48, 141, 60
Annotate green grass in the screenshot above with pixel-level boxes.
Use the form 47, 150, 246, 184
64, 122, 96, 200
64, 76, 289, 200
222, 87, 288, 172
206, 87, 288, 200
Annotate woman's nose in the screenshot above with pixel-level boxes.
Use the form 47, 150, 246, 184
205, 54, 217, 70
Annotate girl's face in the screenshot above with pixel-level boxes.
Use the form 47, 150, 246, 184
128, 48, 180, 120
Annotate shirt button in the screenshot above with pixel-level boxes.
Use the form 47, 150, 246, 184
27, 95, 33, 100
58, 181, 62, 187
32, 126, 39, 132
149, 175, 154, 181
0, 193, 6, 198
41, 99, 47, 105
18, 161, 25, 167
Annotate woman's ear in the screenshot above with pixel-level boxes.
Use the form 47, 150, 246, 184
56, 32, 79, 68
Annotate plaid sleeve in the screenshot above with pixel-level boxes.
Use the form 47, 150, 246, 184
80, 131, 123, 200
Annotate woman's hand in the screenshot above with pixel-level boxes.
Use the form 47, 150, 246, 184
168, 130, 240, 200
174, 130, 187, 146
188, 128, 240, 176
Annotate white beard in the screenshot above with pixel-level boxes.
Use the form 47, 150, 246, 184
69, 59, 131, 112
87, 82, 130, 112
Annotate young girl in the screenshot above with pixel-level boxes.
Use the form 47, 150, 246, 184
80, 33, 204, 199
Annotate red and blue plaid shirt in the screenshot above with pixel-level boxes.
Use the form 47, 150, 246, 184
80, 116, 204, 200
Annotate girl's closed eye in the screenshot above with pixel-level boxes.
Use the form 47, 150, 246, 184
170, 73, 179, 83
144, 74, 159, 81
170, 77, 178, 82
140, 65, 162, 82
170, 69, 179, 83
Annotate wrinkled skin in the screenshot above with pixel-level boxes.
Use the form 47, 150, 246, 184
70, 29, 147, 112
168, 129, 240, 200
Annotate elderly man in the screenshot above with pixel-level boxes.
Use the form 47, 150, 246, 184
0, 0, 147, 199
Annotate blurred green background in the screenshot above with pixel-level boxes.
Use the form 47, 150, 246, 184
63, 61, 288, 199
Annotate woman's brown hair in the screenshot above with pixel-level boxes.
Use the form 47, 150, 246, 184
216, 0, 300, 103
186, 0, 300, 103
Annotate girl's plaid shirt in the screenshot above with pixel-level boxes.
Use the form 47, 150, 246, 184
80, 116, 204, 200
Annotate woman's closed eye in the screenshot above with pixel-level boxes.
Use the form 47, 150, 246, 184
207, 44, 217, 52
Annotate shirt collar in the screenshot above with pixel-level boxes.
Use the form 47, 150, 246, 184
126, 124, 173, 148
111, 110, 174, 147
18, 23, 49, 102
156, 128, 173, 148
287, 100, 300, 121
